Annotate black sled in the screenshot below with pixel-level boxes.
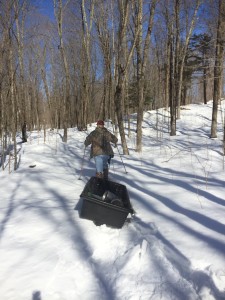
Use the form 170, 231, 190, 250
79, 176, 134, 229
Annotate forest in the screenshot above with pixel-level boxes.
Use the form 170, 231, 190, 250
0, 0, 225, 170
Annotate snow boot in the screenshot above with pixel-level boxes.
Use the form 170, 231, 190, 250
103, 168, 109, 180
96, 172, 104, 179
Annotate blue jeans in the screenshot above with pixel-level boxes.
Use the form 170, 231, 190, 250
94, 155, 109, 173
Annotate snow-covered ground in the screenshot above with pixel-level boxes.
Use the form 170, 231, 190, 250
0, 101, 225, 300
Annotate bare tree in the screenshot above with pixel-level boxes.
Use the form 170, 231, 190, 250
135, 0, 157, 152
94, 0, 115, 121
211, 0, 225, 138
80, 0, 95, 128
176, 0, 201, 119
169, 0, 201, 136
0, 0, 20, 170
54, 0, 72, 142
114, 0, 140, 154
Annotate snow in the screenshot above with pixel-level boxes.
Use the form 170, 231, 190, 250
1, 101, 225, 300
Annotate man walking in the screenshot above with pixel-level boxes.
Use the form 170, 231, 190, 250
84, 120, 118, 179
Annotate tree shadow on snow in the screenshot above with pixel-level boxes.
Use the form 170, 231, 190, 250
115, 162, 225, 255
110, 160, 225, 297
0, 179, 22, 241
3, 139, 224, 300
14, 150, 117, 300
128, 216, 225, 299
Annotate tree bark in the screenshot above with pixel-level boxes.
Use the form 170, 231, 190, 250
80, 0, 95, 128
169, 27, 176, 136
114, 0, 139, 155
136, 0, 157, 152
54, 0, 71, 142
176, 0, 200, 120
211, 0, 225, 138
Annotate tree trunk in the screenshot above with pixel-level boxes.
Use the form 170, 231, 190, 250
176, 0, 200, 119
14, 0, 27, 125
203, 65, 207, 105
54, 0, 71, 142
80, 0, 94, 127
115, 76, 129, 154
136, 0, 156, 152
114, 0, 139, 155
211, 0, 225, 138
169, 29, 176, 136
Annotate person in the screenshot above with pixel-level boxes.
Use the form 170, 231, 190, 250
84, 120, 118, 179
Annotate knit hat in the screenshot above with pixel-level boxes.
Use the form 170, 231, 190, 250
97, 120, 104, 126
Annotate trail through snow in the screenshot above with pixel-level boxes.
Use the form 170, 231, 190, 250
1, 102, 225, 299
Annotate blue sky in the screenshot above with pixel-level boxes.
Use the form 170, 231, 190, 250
37, 0, 55, 20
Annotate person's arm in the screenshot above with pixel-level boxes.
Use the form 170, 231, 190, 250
110, 132, 118, 146
84, 134, 92, 147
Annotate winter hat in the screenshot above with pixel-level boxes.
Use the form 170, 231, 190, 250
97, 120, 104, 126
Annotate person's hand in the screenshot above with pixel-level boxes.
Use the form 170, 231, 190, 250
114, 143, 117, 148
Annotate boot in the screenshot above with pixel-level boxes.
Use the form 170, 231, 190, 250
103, 168, 108, 180
96, 172, 103, 179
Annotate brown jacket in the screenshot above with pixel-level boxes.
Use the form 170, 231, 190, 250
84, 127, 118, 158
